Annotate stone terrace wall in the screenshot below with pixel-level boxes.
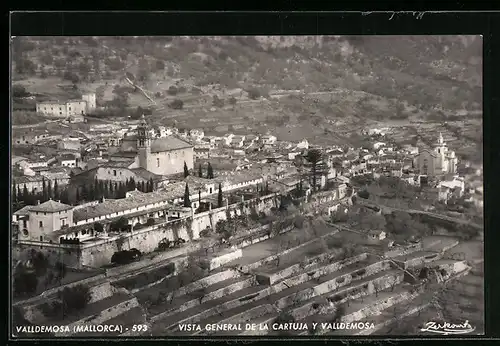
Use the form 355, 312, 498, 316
16, 194, 279, 269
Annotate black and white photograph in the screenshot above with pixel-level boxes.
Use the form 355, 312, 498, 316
11, 34, 483, 337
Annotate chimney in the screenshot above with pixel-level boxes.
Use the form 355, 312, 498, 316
57, 200, 61, 203
36, 200, 40, 205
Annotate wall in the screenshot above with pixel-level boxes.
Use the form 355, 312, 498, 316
15, 194, 280, 268
96, 167, 148, 183
66, 101, 87, 116
146, 148, 194, 176
25, 208, 73, 242
36, 102, 67, 117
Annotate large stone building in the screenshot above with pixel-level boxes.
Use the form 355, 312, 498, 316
36, 93, 96, 118
109, 116, 194, 176
416, 133, 458, 177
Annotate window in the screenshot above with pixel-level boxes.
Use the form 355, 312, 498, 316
60, 107, 62, 110
40, 236, 43, 241
69, 107, 72, 111
113, 170, 117, 176
44, 212, 46, 216
61, 218, 67, 226
157, 158, 160, 167
209, 188, 213, 194
60, 112, 62, 115
39, 221, 43, 228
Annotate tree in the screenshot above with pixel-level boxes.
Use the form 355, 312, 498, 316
47, 180, 52, 200
148, 177, 154, 192
31, 251, 49, 276
53, 179, 59, 200
167, 86, 178, 96
58, 284, 92, 313
183, 161, 189, 178
184, 184, 191, 207
41, 177, 47, 201
306, 149, 323, 193
207, 162, 214, 179
247, 88, 261, 100
22, 184, 29, 202
218, 183, 223, 208
198, 164, 203, 178
94, 222, 104, 233
14, 269, 38, 297
169, 99, 184, 110
12, 84, 30, 97
212, 95, 224, 108
111, 217, 129, 232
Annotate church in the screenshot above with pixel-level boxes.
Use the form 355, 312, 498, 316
416, 133, 458, 177
109, 116, 194, 176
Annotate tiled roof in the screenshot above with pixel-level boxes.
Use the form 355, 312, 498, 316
130, 168, 164, 181
150, 137, 193, 153
14, 205, 34, 216
109, 151, 138, 158
73, 189, 180, 222
30, 200, 73, 213
15, 176, 45, 184
100, 160, 136, 168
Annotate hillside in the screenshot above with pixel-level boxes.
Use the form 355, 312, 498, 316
11, 35, 482, 146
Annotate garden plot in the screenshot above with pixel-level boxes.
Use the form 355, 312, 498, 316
298, 284, 423, 336
40, 292, 134, 331
113, 262, 176, 292
444, 240, 483, 263
154, 255, 371, 335
147, 275, 256, 319
328, 290, 433, 336
149, 284, 266, 335
222, 225, 339, 269
391, 251, 442, 269
76, 306, 147, 336
183, 257, 386, 335
421, 235, 460, 253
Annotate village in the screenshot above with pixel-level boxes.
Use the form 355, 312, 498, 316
11, 35, 483, 337
11, 104, 484, 336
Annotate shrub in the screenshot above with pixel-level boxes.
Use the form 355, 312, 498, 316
167, 86, 178, 96
169, 99, 184, 110
199, 227, 211, 238
58, 284, 92, 313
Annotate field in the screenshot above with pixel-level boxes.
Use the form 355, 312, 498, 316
12, 36, 482, 144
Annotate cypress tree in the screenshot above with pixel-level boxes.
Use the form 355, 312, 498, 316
53, 179, 59, 200
42, 177, 47, 201
207, 163, 214, 179
183, 183, 191, 207
47, 180, 52, 200
149, 177, 154, 192
113, 182, 118, 198
198, 190, 201, 204
75, 187, 81, 203
17, 186, 22, 203
198, 164, 203, 178
130, 177, 136, 190
184, 161, 189, 178
141, 181, 146, 192
12, 181, 17, 203
218, 183, 223, 208
23, 184, 29, 203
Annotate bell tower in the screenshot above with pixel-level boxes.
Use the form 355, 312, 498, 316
137, 115, 151, 170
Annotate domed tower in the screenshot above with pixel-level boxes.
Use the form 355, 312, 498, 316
137, 115, 151, 170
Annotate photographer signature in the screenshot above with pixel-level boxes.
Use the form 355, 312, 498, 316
420, 320, 475, 335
